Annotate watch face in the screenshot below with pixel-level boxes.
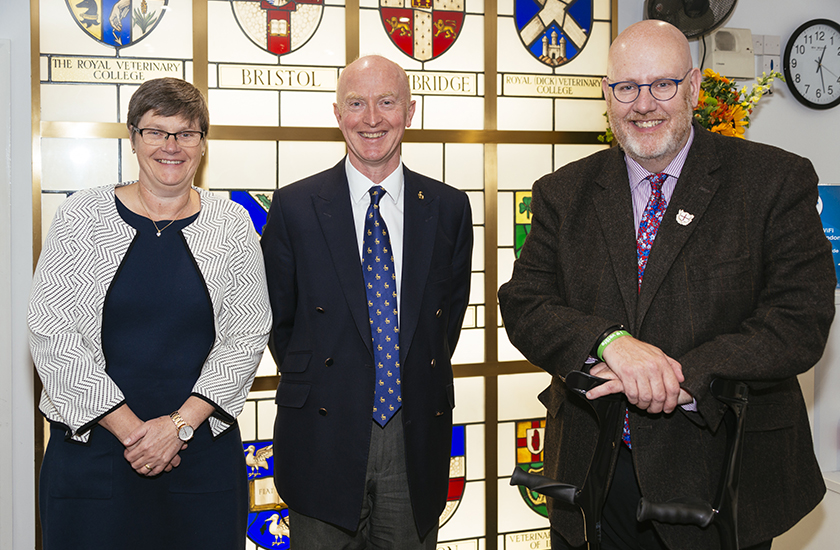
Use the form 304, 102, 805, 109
783, 19, 840, 109
179, 425, 194, 441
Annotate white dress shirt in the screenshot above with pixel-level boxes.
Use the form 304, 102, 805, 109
345, 157, 405, 317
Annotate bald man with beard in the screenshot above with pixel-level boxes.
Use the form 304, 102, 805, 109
499, 20, 834, 550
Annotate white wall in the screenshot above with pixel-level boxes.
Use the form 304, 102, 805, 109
619, 1, 840, 548
0, 1, 35, 549
712, 1, 840, 185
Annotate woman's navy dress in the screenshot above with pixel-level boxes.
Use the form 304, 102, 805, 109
39, 198, 248, 549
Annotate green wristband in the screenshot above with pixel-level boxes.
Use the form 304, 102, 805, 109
596, 330, 630, 361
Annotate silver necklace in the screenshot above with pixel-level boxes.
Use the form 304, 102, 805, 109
136, 186, 192, 237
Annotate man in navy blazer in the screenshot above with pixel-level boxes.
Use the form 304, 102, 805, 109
261, 55, 473, 548
499, 21, 834, 550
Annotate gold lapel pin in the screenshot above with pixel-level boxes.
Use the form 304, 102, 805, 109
418, 191, 424, 200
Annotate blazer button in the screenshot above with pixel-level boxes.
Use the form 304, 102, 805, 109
319, 408, 328, 416
431, 359, 436, 368
325, 358, 334, 367
316, 306, 325, 313
435, 309, 442, 318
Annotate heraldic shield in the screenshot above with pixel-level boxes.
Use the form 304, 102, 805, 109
380, 0, 465, 62
514, 419, 549, 517
514, 0, 593, 67
67, 0, 168, 48
243, 440, 291, 550
231, 0, 324, 57
440, 424, 467, 526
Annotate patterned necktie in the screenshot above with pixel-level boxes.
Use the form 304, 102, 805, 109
636, 172, 669, 290
623, 172, 669, 448
364, 186, 401, 427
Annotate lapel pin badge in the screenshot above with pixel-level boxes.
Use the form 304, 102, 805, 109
676, 209, 694, 226
418, 191, 424, 200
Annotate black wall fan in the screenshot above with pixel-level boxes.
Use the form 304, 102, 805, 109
644, 0, 737, 38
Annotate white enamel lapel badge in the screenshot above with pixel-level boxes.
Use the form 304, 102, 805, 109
676, 209, 695, 226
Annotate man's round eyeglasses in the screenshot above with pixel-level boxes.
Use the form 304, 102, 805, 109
606, 70, 692, 103
133, 127, 205, 147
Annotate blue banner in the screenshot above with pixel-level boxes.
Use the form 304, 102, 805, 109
817, 185, 840, 288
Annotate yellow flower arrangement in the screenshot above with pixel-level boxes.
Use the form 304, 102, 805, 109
694, 68, 784, 138
599, 68, 784, 142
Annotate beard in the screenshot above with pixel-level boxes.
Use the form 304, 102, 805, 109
608, 91, 694, 166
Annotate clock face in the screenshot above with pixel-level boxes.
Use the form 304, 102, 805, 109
784, 19, 840, 109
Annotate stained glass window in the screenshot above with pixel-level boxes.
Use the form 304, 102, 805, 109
34, 1, 614, 547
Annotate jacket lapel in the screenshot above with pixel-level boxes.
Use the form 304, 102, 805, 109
399, 167, 439, 364
593, 149, 641, 332
313, 161, 374, 356
635, 126, 723, 327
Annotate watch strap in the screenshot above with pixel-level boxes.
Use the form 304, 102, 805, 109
170, 411, 188, 431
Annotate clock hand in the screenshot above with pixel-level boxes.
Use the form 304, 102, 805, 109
821, 64, 838, 79
819, 64, 825, 93
813, 45, 828, 92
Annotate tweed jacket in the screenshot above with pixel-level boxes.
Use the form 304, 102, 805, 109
262, 160, 473, 535
29, 184, 272, 442
498, 124, 835, 549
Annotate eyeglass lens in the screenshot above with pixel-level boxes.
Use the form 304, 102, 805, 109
137, 128, 203, 147
610, 69, 694, 104
613, 80, 679, 102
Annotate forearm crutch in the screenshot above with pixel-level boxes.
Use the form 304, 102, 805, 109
636, 379, 749, 550
510, 371, 625, 550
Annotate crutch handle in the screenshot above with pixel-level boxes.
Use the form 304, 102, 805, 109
510, 467, 578, 505
636, 496, 715, 528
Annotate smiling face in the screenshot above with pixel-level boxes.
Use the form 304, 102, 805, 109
334, 56, 416, 183
603, 21, 701, 173
132, 111, 205, 196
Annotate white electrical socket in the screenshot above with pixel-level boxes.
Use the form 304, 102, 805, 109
762, 55, 781, 74
764, 35, 781, 57
753, 34, 765, 55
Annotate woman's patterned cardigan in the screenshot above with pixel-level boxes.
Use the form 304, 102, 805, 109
29, 183, 272, 442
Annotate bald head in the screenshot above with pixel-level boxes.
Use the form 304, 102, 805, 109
333, 55, 416, 182
607, 20, 693, 81
336, 55, 412, 113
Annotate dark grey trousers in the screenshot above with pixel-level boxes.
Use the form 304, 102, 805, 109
288, 410, 438, 550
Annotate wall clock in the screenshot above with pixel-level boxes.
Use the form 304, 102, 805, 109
783, 19, 840, 109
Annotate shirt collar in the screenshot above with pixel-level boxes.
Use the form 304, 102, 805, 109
346, 157, 404, 206
627, 125, 695, 190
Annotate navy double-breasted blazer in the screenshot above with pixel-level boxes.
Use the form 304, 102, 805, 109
499, 124, 835, 548
261, 159, 473, 535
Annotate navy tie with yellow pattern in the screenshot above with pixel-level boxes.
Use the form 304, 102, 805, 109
364, 186, 401, 427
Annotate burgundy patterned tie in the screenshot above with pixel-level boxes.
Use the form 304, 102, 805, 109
623, 172, 669, 448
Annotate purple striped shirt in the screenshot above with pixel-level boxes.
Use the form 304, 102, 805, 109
601, 127, 699, 411
627, 125, 695, 235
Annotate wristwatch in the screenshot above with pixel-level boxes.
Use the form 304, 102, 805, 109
169, 411, 194, 442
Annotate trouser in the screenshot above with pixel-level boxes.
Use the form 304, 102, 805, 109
288, 410, 438, 550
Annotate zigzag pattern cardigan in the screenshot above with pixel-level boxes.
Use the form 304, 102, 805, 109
29, 184, 272, 442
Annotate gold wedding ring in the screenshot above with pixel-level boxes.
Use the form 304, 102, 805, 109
144, 463, 152, 471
